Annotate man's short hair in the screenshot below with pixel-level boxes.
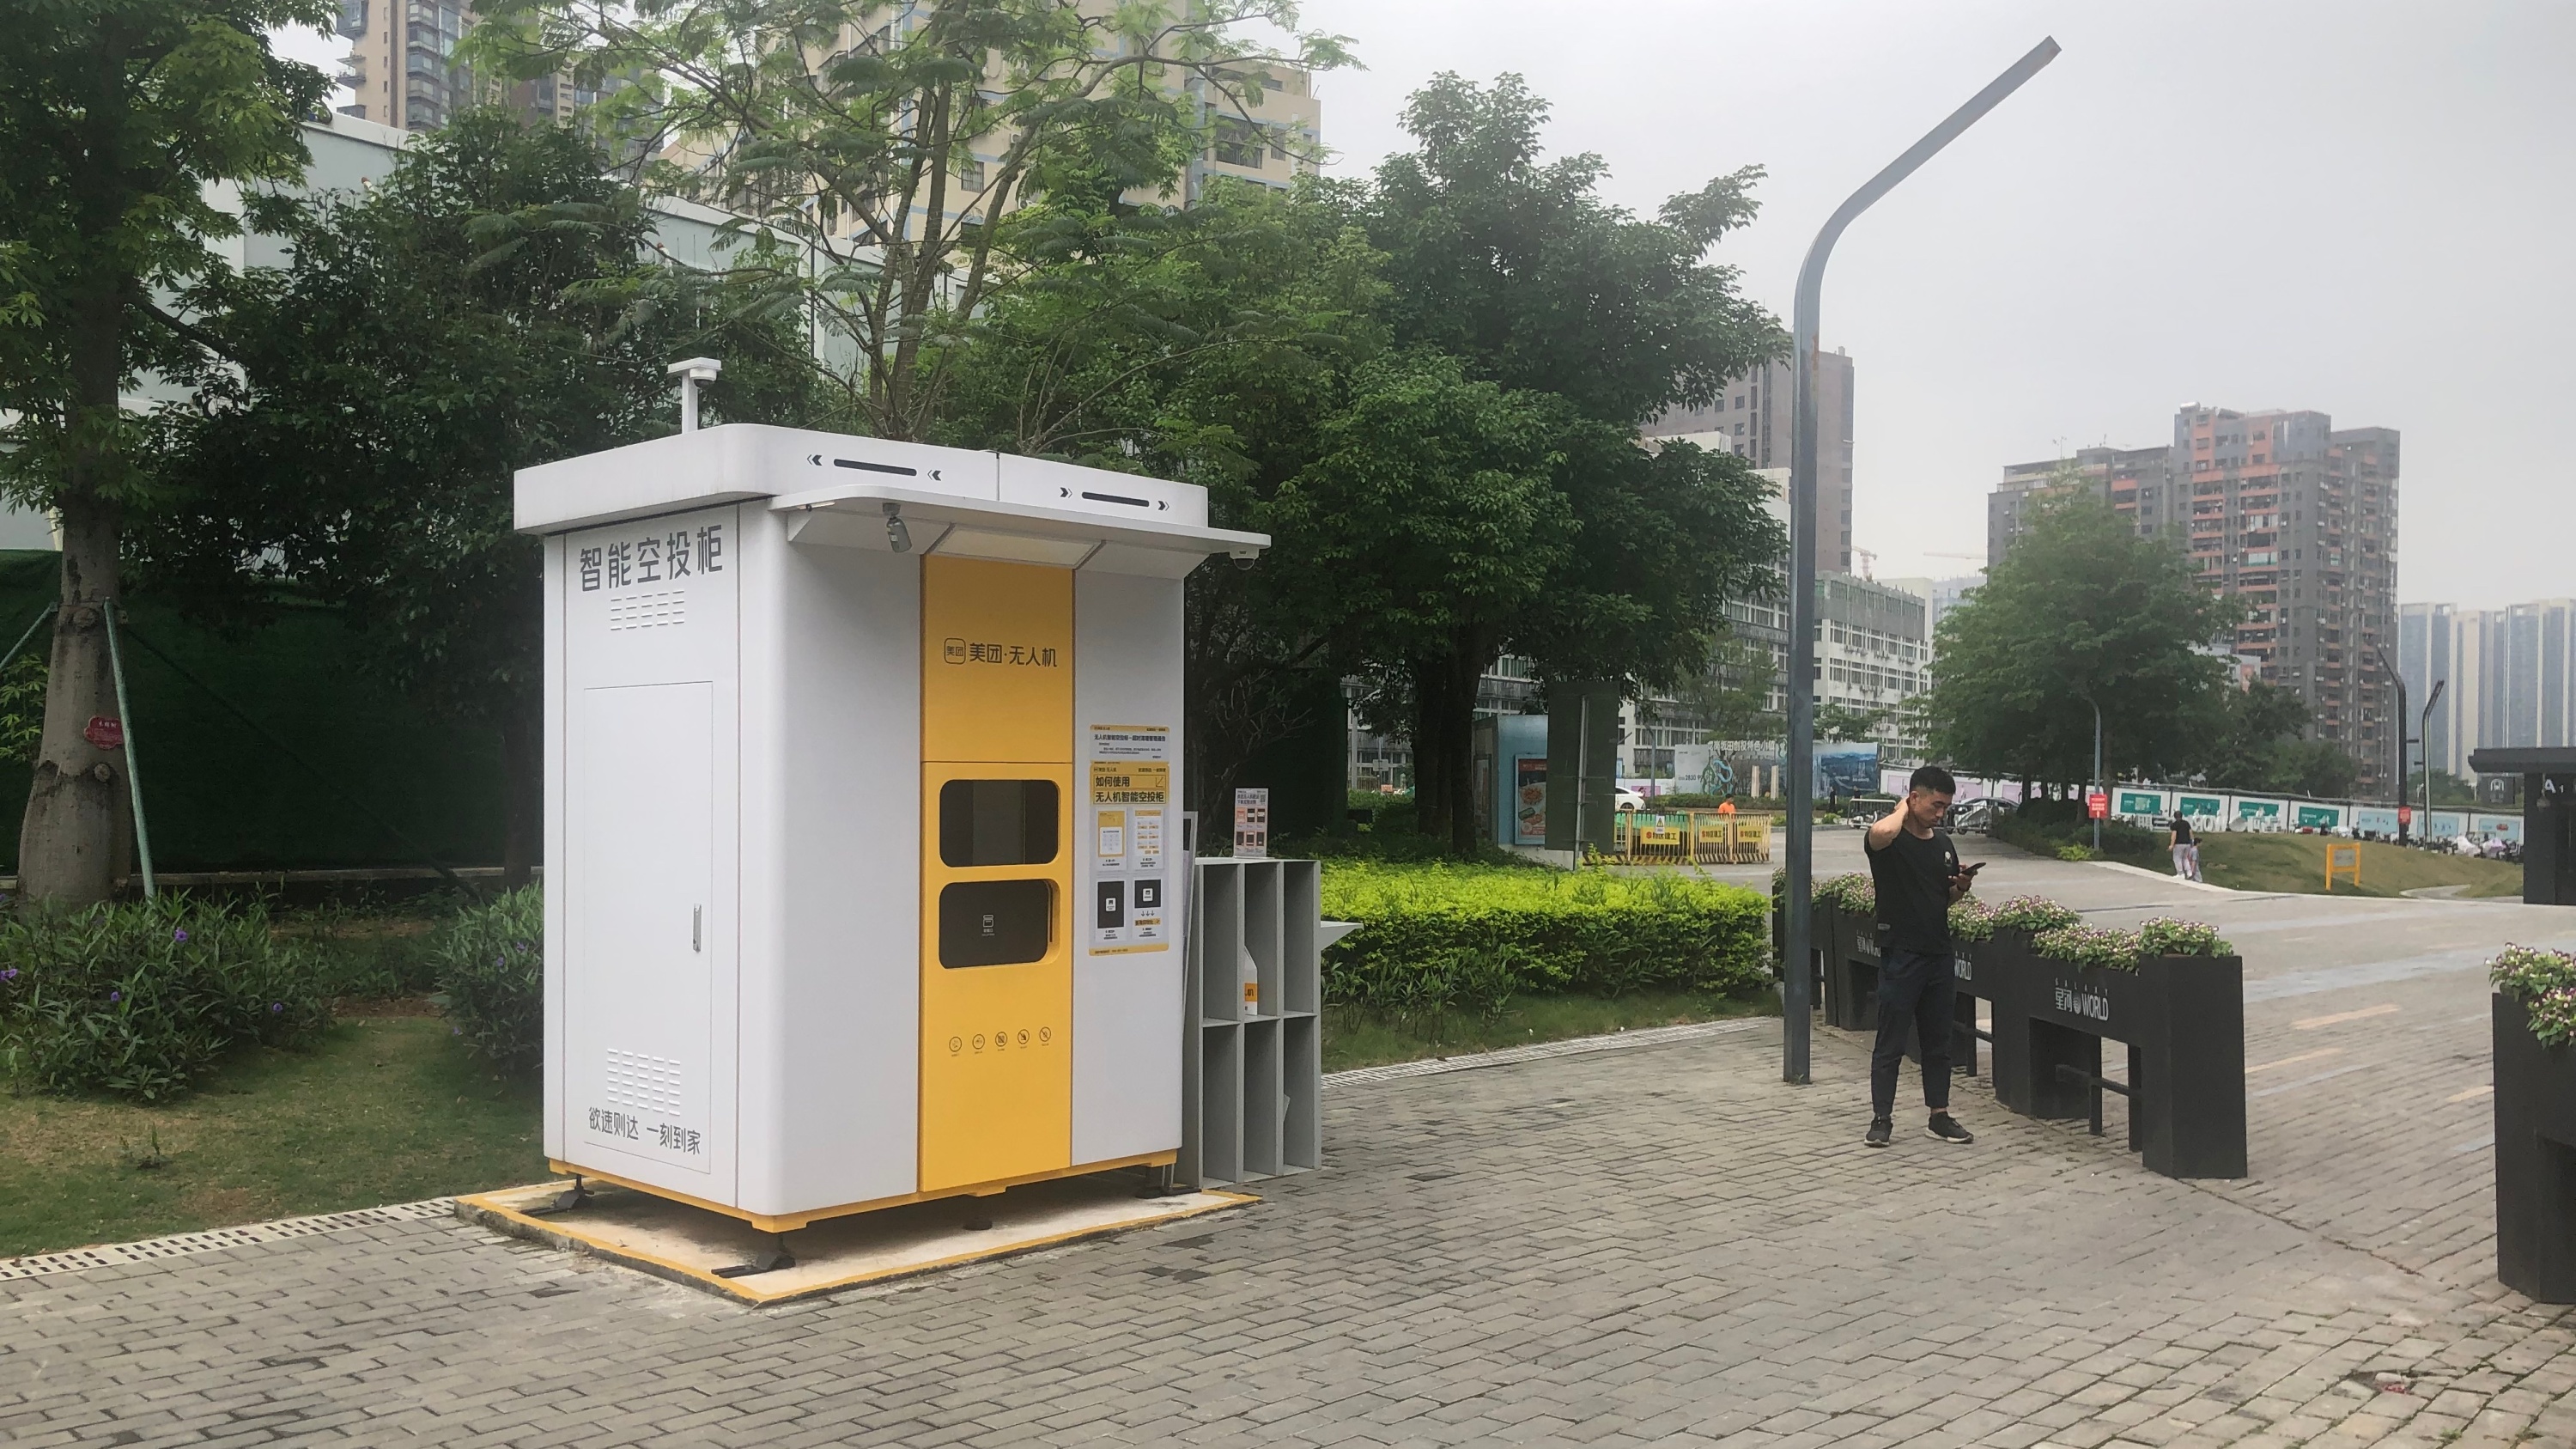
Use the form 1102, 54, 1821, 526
1909, 764, 1957, 797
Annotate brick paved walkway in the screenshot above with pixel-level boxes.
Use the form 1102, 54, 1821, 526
6, 845, 2576, 1447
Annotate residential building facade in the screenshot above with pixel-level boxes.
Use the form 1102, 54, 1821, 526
1990, 405, 2402, 794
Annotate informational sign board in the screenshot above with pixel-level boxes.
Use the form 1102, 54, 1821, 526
2087, 793, 2108, 819
2353, 807, 2400, 836
1233, 787, 1270, 859
2397, 806, 2413, 826
2116, 788, 2170, 819
2293, 802, 2346, 831
1512, 757, 1548, 845
2176, 793, 2225, 821
1088, 725, 1171, 955
2474, 813, 2524, 843
2426, 811, 2467, 840
2233, 798, 2286, 829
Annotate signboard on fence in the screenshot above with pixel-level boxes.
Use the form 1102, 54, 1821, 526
2426, 811, 2466, 840
2087, 792, 2109, 819
2293, 802, 2347, 831
2177, 793, 2226, 820
2474, 813, 2524, 843
2116, 788, 2171, 819
2233, 798, 2286, 830
2352, 807, 2399, 836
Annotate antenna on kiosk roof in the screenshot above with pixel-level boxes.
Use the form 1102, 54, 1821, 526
668, 357, 723, 433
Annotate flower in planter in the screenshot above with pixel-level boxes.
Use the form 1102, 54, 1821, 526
2137, 917, 2232, 959
2033, 923, 2144, 972
1992, 896, 2081, 935
1947, 897, 1998, 942
108, 990, 121, 1002
270, 1002, 283, 1014
2491, 944, 2576, 1047
172, 928, 188, 944
0, 967, 17, 982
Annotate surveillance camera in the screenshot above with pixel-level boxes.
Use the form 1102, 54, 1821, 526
1230, 549, 1260, 571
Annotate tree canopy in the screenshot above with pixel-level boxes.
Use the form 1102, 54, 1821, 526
0, 0, 333, 903
1924, 487, 2239, 785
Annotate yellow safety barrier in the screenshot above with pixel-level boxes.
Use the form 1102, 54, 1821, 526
1609, 809, 1770, 864
2324, 842, 2360, 892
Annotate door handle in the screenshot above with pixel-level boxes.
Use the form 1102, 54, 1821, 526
693, 904, 702, 953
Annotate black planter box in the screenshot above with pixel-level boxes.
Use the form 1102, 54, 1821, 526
1820, 908, 1879, 1032
2494, 994, 2576, 1303
1976, 934, 2245, 1179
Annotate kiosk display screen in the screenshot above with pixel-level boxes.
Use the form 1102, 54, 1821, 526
939, 780, 1060, 867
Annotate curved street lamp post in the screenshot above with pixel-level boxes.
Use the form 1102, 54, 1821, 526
1782, 38, 2061, 1084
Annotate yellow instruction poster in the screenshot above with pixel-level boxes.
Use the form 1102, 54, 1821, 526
1087, 725, 1171, 954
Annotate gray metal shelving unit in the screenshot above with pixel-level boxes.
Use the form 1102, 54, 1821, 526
1181, 857, 1326, 1188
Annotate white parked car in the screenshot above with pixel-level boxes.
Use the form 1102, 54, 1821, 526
1614, 787, 1647, 812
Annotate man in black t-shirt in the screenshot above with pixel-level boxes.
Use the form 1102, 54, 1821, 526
1860, 764, 1979, 1148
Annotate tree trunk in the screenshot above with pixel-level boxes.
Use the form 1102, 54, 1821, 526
1407, 640, 1487, 856
500, 701, 542, 890
19, 495, 127, 906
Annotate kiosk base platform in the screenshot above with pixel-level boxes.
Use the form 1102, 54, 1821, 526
459, 1172, 1251, 1306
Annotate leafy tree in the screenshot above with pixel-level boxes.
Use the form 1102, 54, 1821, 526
142, 113, 812, 881
1924, 487, 2240, 785
2423, 768, 2477, 807
473, 0, 1352, 441
0, 0, 331, 904
1814, 703, 1887, 744
1350, 75, 1784, 847
1259, 350, 1571, 850
1662, 633, 1780, 746
933, 178, 1387, 822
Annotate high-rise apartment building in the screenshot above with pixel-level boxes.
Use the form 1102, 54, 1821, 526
1990, 405, 2401, 793
1987, 444, 2176, 567
333, 0, 607, 131
2401, 599, 2576, 778
1644, 349, 1855, 577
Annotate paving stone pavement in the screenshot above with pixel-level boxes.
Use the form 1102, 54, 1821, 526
7, 843, 2576, 1447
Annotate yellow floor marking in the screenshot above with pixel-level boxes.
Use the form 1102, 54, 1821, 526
2293, 1003, 2399, 1031
2245, 1047, 2342, 1075
2445, 1084, 2494, 1104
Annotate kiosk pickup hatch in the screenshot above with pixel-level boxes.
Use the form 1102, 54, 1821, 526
515, 418, 1266, 1231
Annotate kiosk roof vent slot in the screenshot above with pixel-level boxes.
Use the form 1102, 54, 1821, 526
1082, 490, 1150, 508
834, 458, 920, 477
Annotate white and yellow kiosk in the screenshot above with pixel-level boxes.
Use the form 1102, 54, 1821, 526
514, 412, 1265, 1232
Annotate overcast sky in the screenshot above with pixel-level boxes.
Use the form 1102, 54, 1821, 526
275, 3, 2573, 607
1285, 0, 2573, 608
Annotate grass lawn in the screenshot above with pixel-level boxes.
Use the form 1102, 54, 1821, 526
0, 1005, 544, 1258
2186, 833, 2524, 898
1323, 988, 1777, 1074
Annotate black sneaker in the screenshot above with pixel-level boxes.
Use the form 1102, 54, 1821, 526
1926, 1114, 1975, 1145
1865, 1118, 1893, 1148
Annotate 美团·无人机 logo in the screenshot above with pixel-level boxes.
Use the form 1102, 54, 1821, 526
943, 636, 969, 664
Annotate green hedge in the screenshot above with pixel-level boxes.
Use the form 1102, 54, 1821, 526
1320, 861, 1770, 1014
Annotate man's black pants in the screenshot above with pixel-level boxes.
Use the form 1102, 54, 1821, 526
1871, 947, 1955, 1119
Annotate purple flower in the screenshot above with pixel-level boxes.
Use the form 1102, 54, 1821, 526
173, 928, 189, 943
109, 990, 121, 1003
270, 1002, 283, 1014
0, 968, 17, 982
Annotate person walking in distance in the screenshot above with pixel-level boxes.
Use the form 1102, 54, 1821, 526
2167, 812, 2201, 882
1862, 764, 1979, 1148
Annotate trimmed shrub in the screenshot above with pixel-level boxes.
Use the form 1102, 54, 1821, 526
0, 896, 331, 1100
2492, 944, 2576, 1046
1813, 873, 1875, 914
1321, 862, 1770, 1014
429, 886, 544, 1074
